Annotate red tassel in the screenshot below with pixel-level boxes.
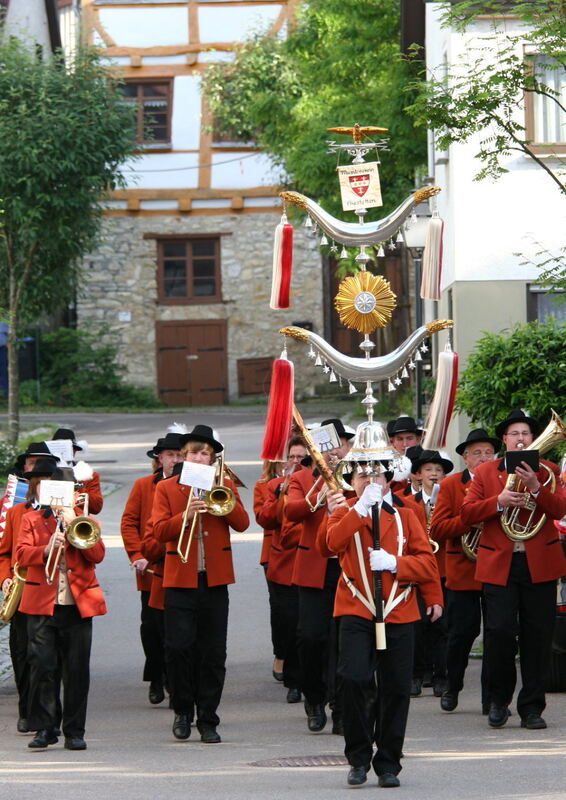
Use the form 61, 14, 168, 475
270, 222, 293, 309
260, 358, 294, 460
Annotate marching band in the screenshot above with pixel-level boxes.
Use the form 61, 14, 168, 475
0, 409, 565, 790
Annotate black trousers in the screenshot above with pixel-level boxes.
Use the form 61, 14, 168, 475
483, 552, 556, 717
164, 578, 228, 727
297, 558, 341, 713
445, 588, 489, 706
267, 580, 301, 689
413, 582, 447, 682
9, 610, 30, 719
26, 606, 92, 738
338, 616, 414, 777
140, 590, 165, 683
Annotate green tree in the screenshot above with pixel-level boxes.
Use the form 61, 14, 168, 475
201, 0, 427, 218
455, 321, 566, 434
0, 40, 136, 443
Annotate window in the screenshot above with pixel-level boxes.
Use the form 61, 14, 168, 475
527, 284, 566, 322
120, 80, 172, 145
525, 55, 566, 151
157, 237, 222, 304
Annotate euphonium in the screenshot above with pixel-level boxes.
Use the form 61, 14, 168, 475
501, 409, 566, 542
0, 562, 28, 622
461, 524, 483, 562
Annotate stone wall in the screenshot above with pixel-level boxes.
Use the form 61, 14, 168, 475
78, 212, 324, 400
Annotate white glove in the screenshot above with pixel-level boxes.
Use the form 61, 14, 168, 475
368, 547, 397, 573
353, 483, 383, 518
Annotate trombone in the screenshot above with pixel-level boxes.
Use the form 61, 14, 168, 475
177, 454, 236, 564
45, 494, 101, 585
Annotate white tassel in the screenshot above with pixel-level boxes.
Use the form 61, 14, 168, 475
422, 344, 459, 450
420, 215, 444, 300
73, 460, 94, 483
168, 422, 188, 434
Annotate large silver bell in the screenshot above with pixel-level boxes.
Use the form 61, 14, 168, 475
343, 421, 397, 465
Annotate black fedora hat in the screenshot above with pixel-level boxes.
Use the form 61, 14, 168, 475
495, 409, 540, 440
405, 444, 423, 463
147, 432, 185, 459
180, 424, 223, 453
410, 449, 453, 475
23, 441, 57, 458
455, 428, 501, 456
53, 428, 83, 451
320, 418, 355, 441
24, 457, 59, 479
388, 416, 423, 437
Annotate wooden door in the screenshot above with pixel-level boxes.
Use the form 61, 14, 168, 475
155, 320, 227, 406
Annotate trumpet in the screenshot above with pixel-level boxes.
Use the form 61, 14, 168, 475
177, 454, 236, 564
500, 409, 566, 542
45, 495, 101, 585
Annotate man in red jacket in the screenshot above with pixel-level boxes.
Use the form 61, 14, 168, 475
121, 431, 183, 705
430, 428, 500, 714
16, 467, 106, 751
326, 459, 441, 788
152, 424, 249, 744
461, 409, 566, 730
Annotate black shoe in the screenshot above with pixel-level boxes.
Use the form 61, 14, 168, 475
305, 702, 327, 732
520, 713, 547, 730
272, 658, 284, 682
149, 680, 165, 705
64, 736, 87, 751
488, 704, 510, 728
17, 718, 29, 733
440, 691, 459, 712
286, 687, 301, 704
347, 765, 369, 786
433, 679, 447, 698
200, 725, 221, 743
28, 729, 58, 749
410, 678, 422, 697
172, 713, 191, 740
378, 773, 400, 788
332, 718, 344, 736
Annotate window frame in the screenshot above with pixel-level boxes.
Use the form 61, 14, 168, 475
156, 235, 223, 305
524, 51, 566, 154
121, 78, 173, 146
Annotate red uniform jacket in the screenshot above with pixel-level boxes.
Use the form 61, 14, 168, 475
326, 497, 440, 622
16, 509, 106, 617
403, 490, 446, 578
79, 472, 103, 515
141, 518, 166, 611
284, 469, 339, 589
430, 469, 481, 591
262, 476, 300, 586
0, 501, 34, 584
121, 471, 163, 591
461, 457, 566, 586
253, 478, 276, 566
152, 475, 249, 589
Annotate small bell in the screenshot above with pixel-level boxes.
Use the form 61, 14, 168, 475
340, 246, 348, 259
348, 381, 357, 395
396, 231, 404, 243
414, 349, 422, 362
329, 370, 337, 383
304, 215, 313, 228
320, 233, 328, 246
377, 244, 385, 258
401, 366, 409, 379
388, 380, 395, 392
314, 354, 322, 367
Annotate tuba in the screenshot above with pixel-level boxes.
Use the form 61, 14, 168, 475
0, 562, 28, 622
500, 409, 566, 542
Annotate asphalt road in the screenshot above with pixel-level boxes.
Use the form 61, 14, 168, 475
1, 411, 565, 799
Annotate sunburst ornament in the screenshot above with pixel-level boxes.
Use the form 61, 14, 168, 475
334, 271, 396, 334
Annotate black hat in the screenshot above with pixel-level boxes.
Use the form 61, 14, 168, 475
388, 416, 423, 437
180, 424, 223, 453
53, 428, 83, 452
51, 466, 76, 482
410, 449, 453, 475
495, 409, 540, 440
24, 457, 59, 479
320, 418, 355, 441
147, 432, 184, 459
22, 441, 57, 458
455, 428, 501, 456
405, 444, 423, 463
